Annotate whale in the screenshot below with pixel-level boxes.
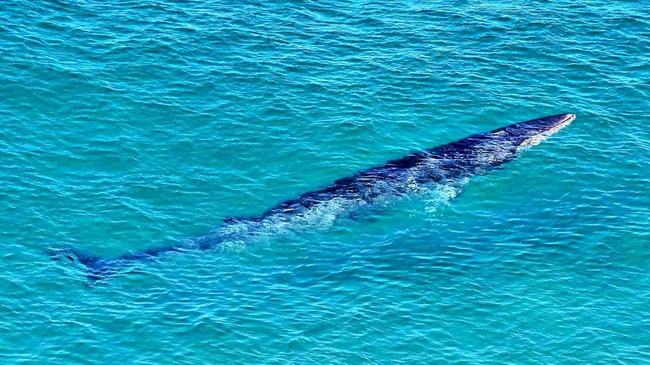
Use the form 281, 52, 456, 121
52, 113, 576, 280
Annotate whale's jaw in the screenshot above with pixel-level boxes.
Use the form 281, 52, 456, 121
518, 114, 576, 149
501, 113, 576, 150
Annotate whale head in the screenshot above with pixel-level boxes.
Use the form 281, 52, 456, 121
494, 113, 576, 149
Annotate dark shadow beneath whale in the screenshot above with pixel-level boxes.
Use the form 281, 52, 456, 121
51, 114, 576, 281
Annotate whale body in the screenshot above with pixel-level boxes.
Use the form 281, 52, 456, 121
54, 113, 576, 280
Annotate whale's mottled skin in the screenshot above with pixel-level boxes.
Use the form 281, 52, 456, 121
53, 114, 575, 280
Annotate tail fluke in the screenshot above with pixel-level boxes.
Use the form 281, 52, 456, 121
49, 248, 122, 281
48, 241, 196, 282
48, 232, 228, 282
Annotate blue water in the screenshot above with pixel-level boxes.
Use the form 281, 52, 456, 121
1, 1, 649, 363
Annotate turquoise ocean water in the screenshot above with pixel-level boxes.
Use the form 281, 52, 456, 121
1, 1, 649, 363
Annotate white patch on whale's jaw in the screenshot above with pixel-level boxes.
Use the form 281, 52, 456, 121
518, 114, 575, 150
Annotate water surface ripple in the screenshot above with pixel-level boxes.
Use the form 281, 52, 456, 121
1, 1, 649, 363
